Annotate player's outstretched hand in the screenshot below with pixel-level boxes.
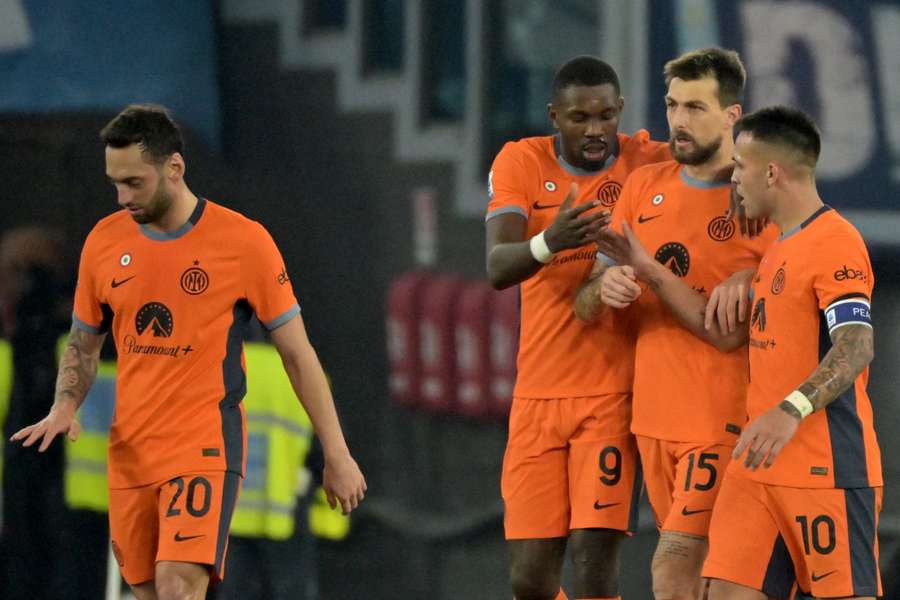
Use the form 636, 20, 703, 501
600, 265, 641, 309
323, 452, 367, 515
727, 184, 768, 238
543, 183, 611, 253
9, 399, 81, 452
596, 222, 656, 280
704, 268, 755, 335
732, 405, 800, 471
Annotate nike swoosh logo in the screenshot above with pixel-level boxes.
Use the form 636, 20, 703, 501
174, 532, 205, 542
111, 276, 135, 288
681, 506, 712, 516
637, 214, 661, 223
811, 570, 836, 582
533, 201, 562, 210
593, 501, 620, 510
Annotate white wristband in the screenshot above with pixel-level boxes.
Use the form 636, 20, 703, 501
529, 230, 555, 264
784, 390, 814, 418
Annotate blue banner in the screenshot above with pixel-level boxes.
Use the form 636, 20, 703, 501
0, 0, 220, 146
646, 0, 900, 213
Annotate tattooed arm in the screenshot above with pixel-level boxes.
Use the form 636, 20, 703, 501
734, 323, 873, 470
9, 323, 106, 452
794, 323, 874, 411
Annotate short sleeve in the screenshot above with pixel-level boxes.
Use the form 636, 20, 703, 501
485, 142, 531, 222
813, 227, 873, 333
813, 229, 873, 309
72, 234, 109, 334
244, 223, 300, 331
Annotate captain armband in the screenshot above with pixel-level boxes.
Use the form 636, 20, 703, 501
824, 297, 872, 335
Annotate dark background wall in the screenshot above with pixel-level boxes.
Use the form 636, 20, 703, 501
2, 1, 900, 598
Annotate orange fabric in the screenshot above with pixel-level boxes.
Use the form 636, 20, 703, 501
486, 132, 670, 399
704, 474, 882, 598
736, 207, 882, 488
636, 436, 731, 536
73, 199, 299, 488
502, 394, 641, 539
109, 470, 241, 585
609, 161, 778, 444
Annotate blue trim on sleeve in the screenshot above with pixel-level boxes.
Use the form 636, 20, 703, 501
72, 314, 101, 335
485, 205, 528, 222
264, 303, 300, 331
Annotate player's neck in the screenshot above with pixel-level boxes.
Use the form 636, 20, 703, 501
682, 141, 734, 182
772, 185, 824, 234
147, 187, 199, 234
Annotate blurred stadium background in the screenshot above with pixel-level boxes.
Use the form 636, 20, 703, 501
1, 1, 899, 598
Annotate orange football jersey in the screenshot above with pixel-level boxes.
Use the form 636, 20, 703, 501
609, 161, 778, 444
486, 131, 670, 398
73, 199, 299, 488
735, 206, 882, 488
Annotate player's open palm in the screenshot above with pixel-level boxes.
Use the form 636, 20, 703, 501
544, 183, 610, 252
597, 222, 655, 278
10, 400, 81, 452
323, 453, 367, 515
733, 405, 799, 471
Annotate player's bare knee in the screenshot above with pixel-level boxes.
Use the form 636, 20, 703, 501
129, 582, 158, 600
154, 562, 209, 600
651, 532, 707, 600
568, 528, 622, 596
509, 560, 560, 600
508, 538, 566, 600
651, 557, 701, 599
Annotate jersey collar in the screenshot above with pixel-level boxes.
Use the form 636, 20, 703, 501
779, 204, 832, 241
139, 197, 207, 242
679, 167, 731, 189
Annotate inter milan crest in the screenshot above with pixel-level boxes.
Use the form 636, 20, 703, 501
181, 260, 209, 295
707, 215, 735, 241
598, 180, 622, 207
771, 265, 786, 295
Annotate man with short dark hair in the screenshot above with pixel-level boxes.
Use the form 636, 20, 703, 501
11, 104, 366, 599
486, 56, 669, 600
701, 106, 883, 600
575, 47, 776, 599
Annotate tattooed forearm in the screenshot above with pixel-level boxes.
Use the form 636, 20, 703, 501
798, 324, 873, 411
54, 325, 105, 409
657, 531, 706, 559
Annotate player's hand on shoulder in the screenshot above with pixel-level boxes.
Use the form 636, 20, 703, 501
600, 265, 642, 309
323, 452, 367, 515
705, 268, 755, 335
732, 404, 800, 471
9, 398, 81, 452
544, 183, 610, 252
